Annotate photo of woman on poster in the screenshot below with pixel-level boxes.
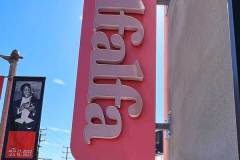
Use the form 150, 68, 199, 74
15, 83, 36, 125
11, 81, 43, 131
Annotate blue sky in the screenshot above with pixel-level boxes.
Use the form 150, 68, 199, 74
0, 1, 164, 159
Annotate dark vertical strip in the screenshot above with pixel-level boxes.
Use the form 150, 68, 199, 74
228, 0, 240, 157
0, 76, 4, 99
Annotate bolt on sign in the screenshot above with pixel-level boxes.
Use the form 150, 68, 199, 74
71, 0, 156, 160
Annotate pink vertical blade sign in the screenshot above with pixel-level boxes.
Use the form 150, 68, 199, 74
71, 0, 156, 159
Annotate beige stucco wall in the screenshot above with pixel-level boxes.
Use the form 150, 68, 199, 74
167, 0, 239, 160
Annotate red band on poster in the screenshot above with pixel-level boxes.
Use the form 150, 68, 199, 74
5, 131, 36, 158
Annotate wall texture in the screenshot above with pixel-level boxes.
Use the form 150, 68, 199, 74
167, 0, 239, 160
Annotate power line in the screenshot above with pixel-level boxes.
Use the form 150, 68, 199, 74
62, 146, 71, 160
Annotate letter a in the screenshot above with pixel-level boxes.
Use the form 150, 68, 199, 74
84, 103, 122, 144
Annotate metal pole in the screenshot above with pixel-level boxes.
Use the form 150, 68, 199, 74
37, 128, 47, 159
62, 146, 71, 160
66, 147, 68, 160
0, 50, 23, 156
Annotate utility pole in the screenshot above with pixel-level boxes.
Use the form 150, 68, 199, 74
0, 50, 23, 156
37, 128, 47, 159
62, 146, 71, 160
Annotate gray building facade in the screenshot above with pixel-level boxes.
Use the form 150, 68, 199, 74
167, 0, 239, 159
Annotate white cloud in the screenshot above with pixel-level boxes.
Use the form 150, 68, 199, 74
48, 127, 70, 134
80, 15, 83, 21
53, 79, 65, 85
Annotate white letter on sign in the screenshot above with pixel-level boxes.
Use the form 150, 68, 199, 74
94, 11, 144, 46
96, 0, 145, 14
88, 79, 143, 118
91, 32, 144, 81
91, 32, 125, 64
84, 103, 122, 144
